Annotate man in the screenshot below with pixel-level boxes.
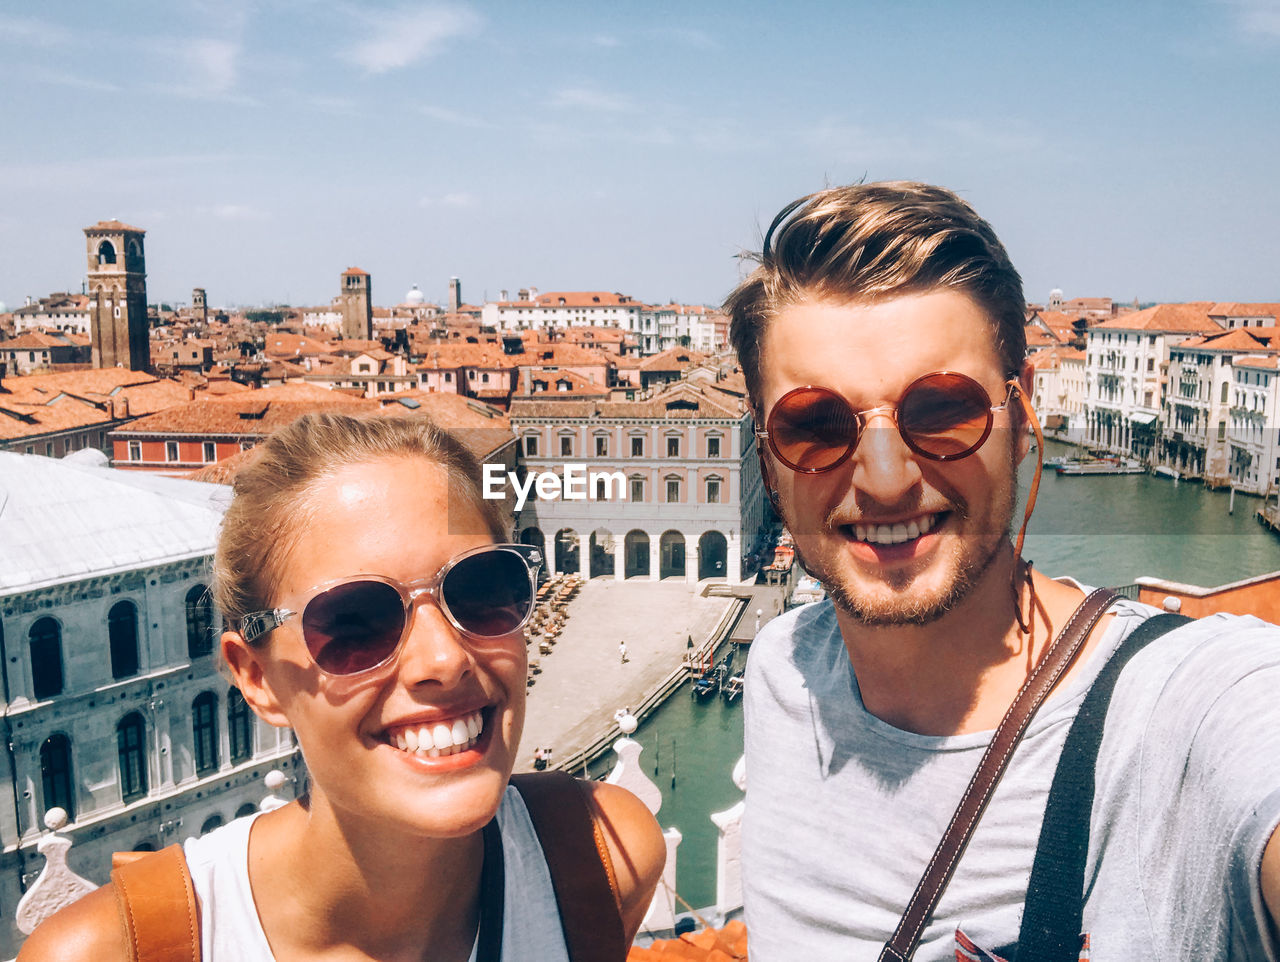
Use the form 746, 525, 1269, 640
727, 182, 1280, 960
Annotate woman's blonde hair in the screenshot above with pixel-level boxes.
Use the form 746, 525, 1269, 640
212, 413, 507, 635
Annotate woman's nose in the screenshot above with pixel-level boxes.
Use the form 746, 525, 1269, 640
395, 601, 473, 688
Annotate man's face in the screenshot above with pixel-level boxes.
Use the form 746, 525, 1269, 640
757, 290, 1025, 626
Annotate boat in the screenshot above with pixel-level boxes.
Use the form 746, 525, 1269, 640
721, 673, 744, 704
1055, 458, 1145, 476
1153, 465, 1181, 481
789, 575, 826, 607
691, 675, 719, 700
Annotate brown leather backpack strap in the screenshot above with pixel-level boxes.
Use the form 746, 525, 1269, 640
510, 771, 627, 962
109, 844, 200, 962
878, 587, 1117, 962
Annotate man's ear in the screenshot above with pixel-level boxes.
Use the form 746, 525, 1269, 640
221, 630, 292, 728
1015, 360, 1037, 462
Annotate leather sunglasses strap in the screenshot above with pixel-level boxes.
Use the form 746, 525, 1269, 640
878, 587, 1117, 962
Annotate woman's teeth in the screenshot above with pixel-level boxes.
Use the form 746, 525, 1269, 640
389, 710, 484, 758
854, 514, 939, 545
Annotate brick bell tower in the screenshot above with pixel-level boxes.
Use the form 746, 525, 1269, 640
338, 267, 373, 341
85, 220, 150, 370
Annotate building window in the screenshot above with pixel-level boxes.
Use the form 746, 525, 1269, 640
240, 441, 254, 452
117, 712, 148, 802
595, 436, 608, 457
706, 478, 721, 504
186, 585, 215, 659
1221, 381, 1230, 404
1217, 421, 1226, 441
666, 478, 680, 503
630, 478, 644, 502
524, 435, 538, 457
192, 691, 219, 776
444, 372, 453, 383
630, 437, 643, 457
228, 687, 253, 763
202, 441, 216, 462
560, 435, 573, 457
29, 617, 64, 699
666, 437, 680, 457
707, 436, 721, 458
40, 734, 75, 820
108, 600, 140, 680
165, 441, 179, 462
200, 814, 224, 835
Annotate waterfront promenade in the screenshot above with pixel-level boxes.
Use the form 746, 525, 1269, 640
516, 579, 735, 772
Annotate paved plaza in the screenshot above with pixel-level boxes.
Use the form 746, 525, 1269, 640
517, 579, 735, 772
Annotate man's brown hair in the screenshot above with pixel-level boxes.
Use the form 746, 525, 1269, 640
724, 181, 1027, 410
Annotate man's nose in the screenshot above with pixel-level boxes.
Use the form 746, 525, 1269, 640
850, 417, 923, 502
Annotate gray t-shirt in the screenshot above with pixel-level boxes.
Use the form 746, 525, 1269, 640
742, 596, 1280, 961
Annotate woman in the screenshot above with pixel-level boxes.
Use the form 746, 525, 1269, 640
21, 414, 665, 961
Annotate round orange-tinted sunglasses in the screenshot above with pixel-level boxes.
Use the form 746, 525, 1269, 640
756, 371, 1020, 474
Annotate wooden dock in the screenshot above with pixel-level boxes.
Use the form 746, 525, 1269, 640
1258, 504, 1280, 536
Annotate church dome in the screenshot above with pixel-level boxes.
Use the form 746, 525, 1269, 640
405, 285, 425, 305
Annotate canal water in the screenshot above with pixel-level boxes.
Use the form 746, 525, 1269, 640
620, 439, 1280, 910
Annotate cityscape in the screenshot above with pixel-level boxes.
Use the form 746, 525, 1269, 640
4, 1, 1280, 957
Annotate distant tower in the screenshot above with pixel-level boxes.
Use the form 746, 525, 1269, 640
338, 268, 372, 340
85, 220, 149, 370
448, 276, 462, 312
1048, 288, 1064, 310
192, 288, 208, 325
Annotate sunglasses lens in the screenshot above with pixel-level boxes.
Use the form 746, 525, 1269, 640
442, 549, 533, 637
899, 373, 993, 459
769, 388, 858, 471
302, 580, 405, 675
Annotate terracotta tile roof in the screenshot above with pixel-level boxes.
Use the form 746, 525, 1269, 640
517, 343, 613, 366
533, 291, 640, 308
341, 266, 370, 276
1090, 302, 1218, 333
416, 344, 524, 369
264, 332, 338, 358
0, 332, 81, 349
85, 219, 145, 233
628, 920, 748, 960
0, 370, 190, 442
640, 347, 710, 372
1175, 327, 1274, 351
114, 395, 379, 437
1207, 302, 1280, 319
520, 369, 610, 398
1236, 355, 1280, 370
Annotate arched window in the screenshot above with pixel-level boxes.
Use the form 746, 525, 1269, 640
116, 712, 147, 802
185, 585, 214, 659
227, 687, 253, 764
97, 240, 116, 265
235, 802, 258, 819
40, 734, 75, 820
200, 814, 223, 835
108, 601, 140, 679
29, 617, 64, 699
193, 691, 219, 775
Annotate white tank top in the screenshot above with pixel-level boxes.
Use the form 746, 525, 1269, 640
183, 786, 570, 961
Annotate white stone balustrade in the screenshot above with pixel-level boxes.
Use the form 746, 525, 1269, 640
605, 709, 682, 932
710, 754, 746, 919
14, 809, 97, 937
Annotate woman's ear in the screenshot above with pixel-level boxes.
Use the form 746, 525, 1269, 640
221, 631, 292, 728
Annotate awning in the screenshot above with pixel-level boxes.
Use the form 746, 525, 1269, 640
1129, 412, 1157, 426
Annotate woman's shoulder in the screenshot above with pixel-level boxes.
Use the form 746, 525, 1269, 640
17, 885, 128, 962
581, 780, 665, 940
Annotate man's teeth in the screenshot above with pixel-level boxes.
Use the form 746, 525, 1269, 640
853, 514, 939, 545
389, 710, 484, 758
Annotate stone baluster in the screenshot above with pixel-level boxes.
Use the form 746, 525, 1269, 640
260, 769, 291, 812
15, 809, 98, 937
605, 709, 682, 932
710, 754, 746, 920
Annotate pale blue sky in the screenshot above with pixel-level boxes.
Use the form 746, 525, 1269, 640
2, 1, 1278, 311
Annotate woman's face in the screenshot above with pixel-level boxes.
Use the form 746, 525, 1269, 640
235, 455, 526, 839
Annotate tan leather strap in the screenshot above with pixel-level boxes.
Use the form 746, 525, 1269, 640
878, 587, 1117, 962
510, 771, 626, 962
110, 844, 200, 962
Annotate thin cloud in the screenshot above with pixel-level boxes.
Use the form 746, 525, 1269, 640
189, 38, 240, 95
656, 26, 720, 50
196, 204, 269, 222
420, 103, 493, 128
1220, 0, 1280, 38
0, 15, 73, 47
26, 67, 120, 93
591, 34, 621, 48
548, 87, 633, 112
344, 4, 481, 74
420, 191, 476, 208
